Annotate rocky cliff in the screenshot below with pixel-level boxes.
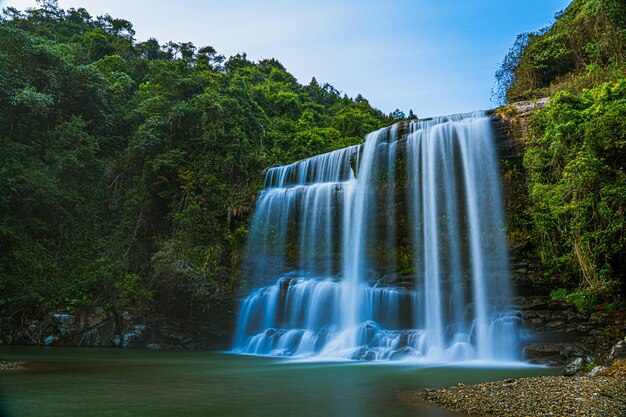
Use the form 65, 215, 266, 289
1, 104, 623, 363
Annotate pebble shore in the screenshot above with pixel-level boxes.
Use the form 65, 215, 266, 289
401, 361, 626, 417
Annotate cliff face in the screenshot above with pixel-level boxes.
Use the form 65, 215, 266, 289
492, 99, 553, 296
2, 107, 623, 362
493, 99, 626, 365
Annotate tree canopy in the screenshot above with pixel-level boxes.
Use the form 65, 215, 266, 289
0, 1, 399, 324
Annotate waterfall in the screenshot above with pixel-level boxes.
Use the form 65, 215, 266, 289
233, 111, 521, 362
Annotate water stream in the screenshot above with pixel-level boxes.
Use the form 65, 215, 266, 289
234, 112, 521, 361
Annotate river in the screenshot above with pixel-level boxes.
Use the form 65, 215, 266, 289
0, 347, 555, 417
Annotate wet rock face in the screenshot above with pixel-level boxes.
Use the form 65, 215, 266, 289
388, 346, 414, 360
519, 297, 626, 365
490, 98, 550, 160
0, 304, 236, 350
522, 342, 592, 366
0, 308, 147, 348
494, 101, 626, 368
504, 98, 551, 116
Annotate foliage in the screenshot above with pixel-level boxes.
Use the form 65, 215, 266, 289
549, 288, 568, 300
524, 80, 626, 305
0, 1, 395, 323
550, 288, 598, 313
564, 290, 599, 313
494, 0, 626, 104
497, 0, 626, 310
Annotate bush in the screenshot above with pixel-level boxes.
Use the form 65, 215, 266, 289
550, 288, 568, 300
564, 290, 599, 313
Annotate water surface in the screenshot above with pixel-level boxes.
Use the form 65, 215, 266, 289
0, 347, 555, 417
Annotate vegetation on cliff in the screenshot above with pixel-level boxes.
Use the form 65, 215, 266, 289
496, 0, 626, 309
494, 0, 626, 104
0, 1, 400, 332
2, 0, 624, 338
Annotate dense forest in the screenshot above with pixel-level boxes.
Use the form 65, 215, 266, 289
0, 0, 624, 341
0, 1, 405, 329
496, 0, 626, 310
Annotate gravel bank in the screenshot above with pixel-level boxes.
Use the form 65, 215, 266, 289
401, 361, 626, 417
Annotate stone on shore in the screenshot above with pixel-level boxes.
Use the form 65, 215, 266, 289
401, 359, 626, 417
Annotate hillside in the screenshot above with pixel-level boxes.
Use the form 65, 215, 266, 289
496, 0, 626, 311
0, 1, 401, 344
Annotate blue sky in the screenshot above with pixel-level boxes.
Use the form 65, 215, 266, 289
2, 0, 571, 117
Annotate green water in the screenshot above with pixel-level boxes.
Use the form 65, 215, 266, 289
0, 347, 555, 417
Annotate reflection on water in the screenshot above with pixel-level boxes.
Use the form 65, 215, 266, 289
0, 392, 10, 417
0, 347, 555, 417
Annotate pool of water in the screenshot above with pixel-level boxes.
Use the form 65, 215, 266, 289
0, 347, 556, 417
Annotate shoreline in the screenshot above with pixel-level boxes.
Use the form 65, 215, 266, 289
400, 360, 626, 417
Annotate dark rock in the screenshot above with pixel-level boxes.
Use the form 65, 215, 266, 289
523, 343, 588, 365
389, 346, 415, 360
359, 321, 380, 345
122, 325, 147, 348
351, 347, 368, 360
607, 338, 626, 365
523, 343, 563, 358
587, 365, 607, 377
52, 313, 76, 336
43, 335, 58, 345
110, 335, 121, 347
561, 357, 591, 376
178, 336, 193, 345
529, 358, 560, 366
159, 343, 179, 350
364, 350, 377, 361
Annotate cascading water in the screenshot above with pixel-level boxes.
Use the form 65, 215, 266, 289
233, 111, 521, 362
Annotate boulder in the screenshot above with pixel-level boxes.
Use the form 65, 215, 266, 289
587, 365, 607, 377
358, 321, 380, 345
351, 347, 368, 360
389, 346, 415, 360
607, 338, 626, 365
363, 350, 377, 361
110, 335, 121, 347
561, 357, 592, 376
122, 325, 147, 348
43, 336, 58, 346
523, 342, 588, 365
52, 313, 76, 336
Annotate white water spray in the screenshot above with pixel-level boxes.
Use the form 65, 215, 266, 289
233, 112, 521, 362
